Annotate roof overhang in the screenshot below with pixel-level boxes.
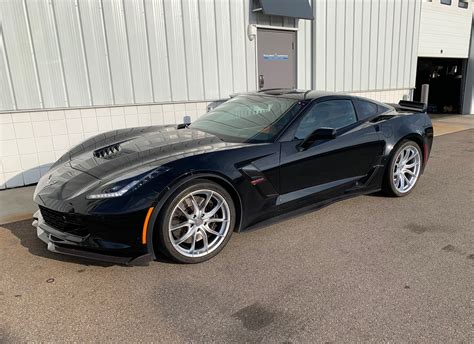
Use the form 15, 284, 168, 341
253, 0, 314, 20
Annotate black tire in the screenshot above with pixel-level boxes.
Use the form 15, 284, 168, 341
383, 139, 423, 197
155, 179, 235, 263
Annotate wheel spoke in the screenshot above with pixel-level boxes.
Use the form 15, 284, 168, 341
403, 174, 410, 187
174, 226, 195, 245
206, 218, 228, 223
170, 221, 191, 232
200, 191, 213, 212
190, 195, 200, 215
404, 162, 417, 169
189, 231, 197, 256
199, 228, 209, 253
203, 199, 223, 219
404, 169, 416, 176
400, 149, 408, 164
400, 174, 405, 190
178, 204, 191, 219
203, 224, 224, 237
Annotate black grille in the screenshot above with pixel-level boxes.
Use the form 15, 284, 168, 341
39, 206, 87, 236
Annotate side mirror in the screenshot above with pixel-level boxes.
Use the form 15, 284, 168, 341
298, 127, 336, 151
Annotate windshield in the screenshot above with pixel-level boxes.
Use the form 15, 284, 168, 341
190, 95, 299, 143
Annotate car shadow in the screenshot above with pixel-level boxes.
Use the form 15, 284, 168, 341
2, 219, 116, 267
366, 191, 389, 198
1, 218, 183, 267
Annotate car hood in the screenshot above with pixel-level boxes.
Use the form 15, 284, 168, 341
67, 126, 242, 178
35, 126, 244, 203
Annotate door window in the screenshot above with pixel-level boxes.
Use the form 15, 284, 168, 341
294, 100, 357, 139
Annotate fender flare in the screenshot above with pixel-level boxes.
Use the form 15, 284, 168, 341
144, 172, 243, 259
383, 132, 426, 177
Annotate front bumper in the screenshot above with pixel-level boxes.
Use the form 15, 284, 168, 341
32, 210, 152, 265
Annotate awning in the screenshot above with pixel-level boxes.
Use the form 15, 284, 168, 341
254, 0, 314, 20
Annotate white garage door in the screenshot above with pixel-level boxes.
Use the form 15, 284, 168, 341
418, 0, 472, 58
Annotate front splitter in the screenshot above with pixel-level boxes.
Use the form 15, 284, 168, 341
32, 211, 152, 266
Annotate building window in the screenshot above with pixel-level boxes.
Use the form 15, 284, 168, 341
440, 0, 451, 5
458, 1, 468, 9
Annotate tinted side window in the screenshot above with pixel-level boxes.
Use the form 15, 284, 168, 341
377, 104, 390, 114
354, 99, 379, 120
294, 100, 357, 139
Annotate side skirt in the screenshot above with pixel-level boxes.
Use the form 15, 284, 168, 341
240, 187, 381, 233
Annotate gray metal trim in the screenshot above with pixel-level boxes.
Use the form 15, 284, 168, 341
50, 0, 70, 107
121, 0, 136, 104
257, 0, 314, 20
179, 0, 190, 100
161, 0, 174, 101
22, 0, 44, 108
0, 23, 17, 110
75, 0, 93, 106
142, 0, 155, 102
99, 0, 115, 105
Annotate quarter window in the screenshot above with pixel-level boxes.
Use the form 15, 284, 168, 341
354, 99, 389, 120
294, 100, 357, 139
458, 1, 468, 9
440, 0, 451, 5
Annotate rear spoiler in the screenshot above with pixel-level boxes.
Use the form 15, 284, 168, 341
390, 100, 427, 113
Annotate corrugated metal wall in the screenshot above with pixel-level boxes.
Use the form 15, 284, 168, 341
0, 0, 422, 113
313, 0, 422, 92
0, 0, 310, 112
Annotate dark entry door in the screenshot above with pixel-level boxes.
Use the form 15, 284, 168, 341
257, 29, 296, 90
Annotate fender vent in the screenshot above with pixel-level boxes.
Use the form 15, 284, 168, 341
93, 143, 121, 159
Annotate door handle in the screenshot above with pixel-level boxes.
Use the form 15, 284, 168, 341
258, 74, 264, 89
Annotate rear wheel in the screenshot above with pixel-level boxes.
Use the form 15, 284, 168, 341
383, 140, 422, 197
155, 179, 235, 263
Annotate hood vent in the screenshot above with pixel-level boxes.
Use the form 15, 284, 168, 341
93, 143, 121, 159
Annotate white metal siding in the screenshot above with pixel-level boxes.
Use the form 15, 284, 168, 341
78, 1, 115, 105
54, 0, 92, 107
1, 0, 307, 112
418, 0, 472, 58
124, 0, 154, 104
312, 0, 421, 93
145, 0, 172, 102
0, 1, 42, 109
27, 0, 68, 108
102, 0, 135, 104
0, 0, 422, 113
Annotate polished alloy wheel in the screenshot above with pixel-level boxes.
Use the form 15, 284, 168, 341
392, 145, 421, 193
168, 189, 231, 258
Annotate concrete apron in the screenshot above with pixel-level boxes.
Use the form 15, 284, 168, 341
430, 114, 474, 136
0, 115, 473, 225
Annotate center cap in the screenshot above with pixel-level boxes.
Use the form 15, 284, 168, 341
195, 218, 204, 226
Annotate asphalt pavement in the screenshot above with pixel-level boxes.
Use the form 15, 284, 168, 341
0, 129, 473, 343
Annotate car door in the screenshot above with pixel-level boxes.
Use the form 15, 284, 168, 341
278, 98, 384, 204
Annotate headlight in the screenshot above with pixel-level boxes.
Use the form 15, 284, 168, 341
86, 166, 169, 199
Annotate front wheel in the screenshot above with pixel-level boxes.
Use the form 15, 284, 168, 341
383, 140, 422, 197
155, 179, 235, 263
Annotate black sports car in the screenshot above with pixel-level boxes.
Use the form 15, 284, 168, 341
32, 90, 433, 264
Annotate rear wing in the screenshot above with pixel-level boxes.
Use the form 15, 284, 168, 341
389, 100, 427, 113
